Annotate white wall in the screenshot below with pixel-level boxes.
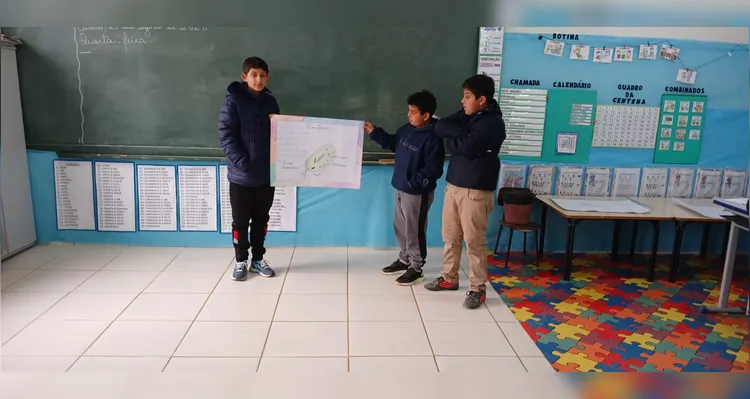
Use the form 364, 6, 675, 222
505, 27, 749, 44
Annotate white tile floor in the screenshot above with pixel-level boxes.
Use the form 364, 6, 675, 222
0, 243, 557, 375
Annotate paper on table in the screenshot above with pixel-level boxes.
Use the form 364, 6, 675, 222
551, 198, 650, 214
673, 199, 731, 219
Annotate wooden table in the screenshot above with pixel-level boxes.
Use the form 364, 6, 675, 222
703, 198, 749, 315
667, 198, 732, 282
537, 196, 674, 281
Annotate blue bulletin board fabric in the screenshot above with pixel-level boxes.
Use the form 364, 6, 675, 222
500, 33, 749, 169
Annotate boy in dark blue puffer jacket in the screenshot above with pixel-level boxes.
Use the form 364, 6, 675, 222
364, 90, 446, 286
218, 56, 279, 281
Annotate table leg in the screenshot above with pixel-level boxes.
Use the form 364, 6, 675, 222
669, 221, 689, 283
611, 220, 621, 259
629, 221, 639, 258
647, 221, 660, 282
721, 223, 730, 260
699, 223, 710, 258
701, 222, 743, 314
563, 219, 579, 281
539, 205, 548, 256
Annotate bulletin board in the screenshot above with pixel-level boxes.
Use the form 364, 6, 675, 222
540, 89, 598, 163
653, 94, 708, 164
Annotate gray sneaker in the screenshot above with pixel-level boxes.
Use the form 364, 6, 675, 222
463, 290, 487, 309
250, 259, 275, 278
232, 261, 248, 281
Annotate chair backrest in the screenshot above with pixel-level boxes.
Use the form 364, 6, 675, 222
498, 187, 535, 206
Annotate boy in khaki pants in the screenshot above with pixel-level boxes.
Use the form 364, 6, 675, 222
423, 74, 506, 309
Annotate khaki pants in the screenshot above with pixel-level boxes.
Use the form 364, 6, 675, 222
441, 183, 495, 292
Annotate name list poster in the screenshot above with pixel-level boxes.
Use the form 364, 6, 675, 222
95, 162, 136, 231
178, 165, 217, 231
54, 160, 96, 230
137, 165, 177, 231
218, 165, 297, 233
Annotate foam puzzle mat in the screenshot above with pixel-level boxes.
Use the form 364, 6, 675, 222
487, 253, 749, 372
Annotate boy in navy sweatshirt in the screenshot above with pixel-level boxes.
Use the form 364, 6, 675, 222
218, 56, 279, 281
364, 90, 446, 285
423, 74, 506, 309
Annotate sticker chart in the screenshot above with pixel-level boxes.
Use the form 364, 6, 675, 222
528, 165, 554, 195
653, 94, 707, 164
692, 168, 722, 199
667, 168, 696, 198
270, 115, 364, 189
498, 164, 527, 189
556, 166, 584, 196
499, 88, 547, 158
583, 167, 612, 197
137, 165, 177, 231
177, 165, 218, 231
612, 168, 641, 197
95, 162, 136, 232
592, 105, 660, 148
54, 160, 96, 230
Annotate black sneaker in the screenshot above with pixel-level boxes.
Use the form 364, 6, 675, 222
395, 268, 424, 286
463, 290, 487, 309
382, 260, 409, 275
423, 277, 459, 291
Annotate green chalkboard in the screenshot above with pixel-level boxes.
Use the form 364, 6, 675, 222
5, 27, 477, 162
653, 94, 707, 164
540, 89, 598, 164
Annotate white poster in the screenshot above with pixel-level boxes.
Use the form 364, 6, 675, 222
693, 169, 723, 199
583, 167, 612, 197
498, 164, 527, 189
720, 169, 748, 198
612, 168, 641, 197
640, 168, 668, 198
218, 165, 233, 234
266, 187, 297, 232
528, 165, 554, 196
499, 88, 547, 157
95, 162, 136, 232
271, 116, 363, 189
54, 160, 96, 230
178, 165, 218, 231
137, 165, 177, 231
667, 168, 695, 199
556, 166, 584, 196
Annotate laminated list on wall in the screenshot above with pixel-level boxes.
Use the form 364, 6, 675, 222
137, 165, 177, 231
499, 88, 547, 157
219, 165, 297, 233
95, 162, 136, 232
54, 160, 96, 230
477, 27, 504, 99
178, 165, 218, 231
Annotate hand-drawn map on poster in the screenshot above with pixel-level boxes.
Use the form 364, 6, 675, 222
270, 115, 364, 189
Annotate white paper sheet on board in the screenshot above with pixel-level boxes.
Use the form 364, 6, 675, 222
178, 165, 218, 231
137, 165, 177, 231
583, 167, 612, 197
54, 160, 96, 230
612, 168, 641, 198
640, 168, 668, 198
95, 162, 136, 232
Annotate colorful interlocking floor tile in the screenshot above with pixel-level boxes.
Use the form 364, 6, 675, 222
488, 252, 749, 372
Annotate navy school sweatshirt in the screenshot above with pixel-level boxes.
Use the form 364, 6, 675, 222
434, 99, 506, 191
369, 119, 446, 195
